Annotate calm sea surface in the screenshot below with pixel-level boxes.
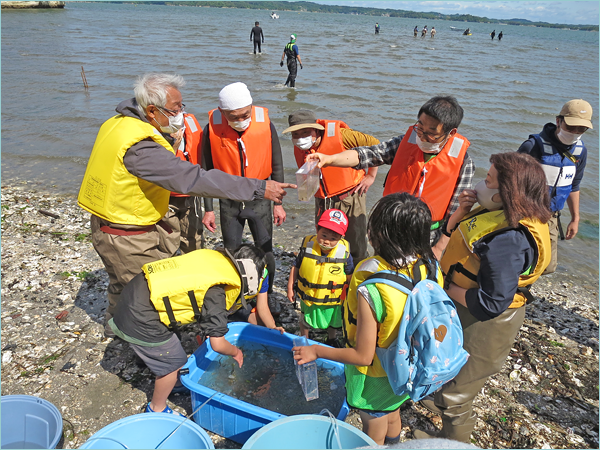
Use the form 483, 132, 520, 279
2, 2, 598, 280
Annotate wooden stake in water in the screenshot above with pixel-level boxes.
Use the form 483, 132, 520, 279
81, 66, 89, 90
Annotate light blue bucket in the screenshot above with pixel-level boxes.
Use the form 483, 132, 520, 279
241, 414, 377, 449
79, 413, 214, 449
1, 395, 63, 449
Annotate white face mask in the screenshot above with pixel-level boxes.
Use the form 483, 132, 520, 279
416, 134, 444, 154
157, 110, 184, 134
228, 117, 251, 132
292, 135, 315, 151
556, 128, 583, 146
319, 242, 335, 252
474, 180, 502, 211
154, 108, 183, 134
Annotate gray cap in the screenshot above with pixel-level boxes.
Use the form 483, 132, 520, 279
282, 109, 325, 133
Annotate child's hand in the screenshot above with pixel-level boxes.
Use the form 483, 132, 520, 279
287, 290, 295, 303
292, 345, 318, 364
232, 346, 244, 368
272, 326, 285, 334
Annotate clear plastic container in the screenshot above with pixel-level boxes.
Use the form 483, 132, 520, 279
293, 337, 320, 401
295, 160, 320, 202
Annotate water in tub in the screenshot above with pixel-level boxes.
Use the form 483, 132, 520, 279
196, 341, 347, 415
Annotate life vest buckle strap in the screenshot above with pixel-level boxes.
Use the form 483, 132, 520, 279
303, 252, 348, 264
445, 262, 477, 289
517, 285, 536, 304
162, 296, 181, 330
295, 287, 341, 304
444, 265, 455, 290
187, 290, 202, 321
297, 273, 343, 292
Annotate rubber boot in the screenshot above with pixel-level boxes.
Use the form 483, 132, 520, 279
440, 414, 475, 443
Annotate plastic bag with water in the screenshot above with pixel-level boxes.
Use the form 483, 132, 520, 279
293, 337, 319, 401
295, 160, 320, 202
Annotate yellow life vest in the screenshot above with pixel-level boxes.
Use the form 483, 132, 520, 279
142, 249, 246, 329
440, 206, 550, 308
342, 256, 444, 377
78, 115, 175, 225
295, 235, 350, 306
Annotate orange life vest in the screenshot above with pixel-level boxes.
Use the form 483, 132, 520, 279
383, 125, 469, 222
171, 113, 203, 198
208, 106, 272, 180
293, 120, 366, 198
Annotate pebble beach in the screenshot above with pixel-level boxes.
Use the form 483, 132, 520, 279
1, 182, 598, 449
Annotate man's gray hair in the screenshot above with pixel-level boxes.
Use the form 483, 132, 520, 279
134, 73, 185, 113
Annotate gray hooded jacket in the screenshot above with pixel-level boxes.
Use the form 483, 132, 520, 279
117, 98, 266, 201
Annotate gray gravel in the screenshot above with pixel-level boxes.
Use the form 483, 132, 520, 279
1, 182, 598, 449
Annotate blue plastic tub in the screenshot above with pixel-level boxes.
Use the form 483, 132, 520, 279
79, 413, 214, 449
242, 414, 377, 449
180, 323, 350, 444
1, 395, 63, 449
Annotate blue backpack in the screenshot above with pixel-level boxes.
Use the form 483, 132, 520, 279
359, 260, 469, 401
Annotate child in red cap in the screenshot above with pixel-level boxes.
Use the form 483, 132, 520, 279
287, 209, 353, 347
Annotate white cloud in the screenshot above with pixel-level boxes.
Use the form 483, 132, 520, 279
315, 1, 599, 25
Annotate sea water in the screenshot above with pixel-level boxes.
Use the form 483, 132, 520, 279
196, 341, 346, 416
1, 2, 597, 282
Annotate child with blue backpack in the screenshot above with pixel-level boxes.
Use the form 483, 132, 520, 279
293, 193, 451, 445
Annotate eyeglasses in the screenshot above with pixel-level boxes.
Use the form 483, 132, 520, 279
559, 118, 588, 135
158, 103, 186, 116
413, 121, 447, 142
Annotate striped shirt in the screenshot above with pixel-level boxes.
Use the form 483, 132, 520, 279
351, 134, 475, 218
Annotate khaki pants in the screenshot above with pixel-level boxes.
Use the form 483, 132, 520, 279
91, 215, 178, 316
543, 215, 559, 275
315, 190, 368, 264
432, 303, 526, 442
162, 196, 204, 254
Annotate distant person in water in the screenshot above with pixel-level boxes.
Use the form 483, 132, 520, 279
431, 27, 436, 38
414, 25, 418, 37
280, 34, 303, 88
463, 28, 470, 35
375, 23, 380, 34
421, 25, 428, 37
498, 31, 503, 41
490, 30, 496, 40
250, 21, 264, 54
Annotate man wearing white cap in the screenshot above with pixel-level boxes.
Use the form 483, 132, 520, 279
280, 34, 303, 87
201, 82, 285, 298
518, 99, 593, 274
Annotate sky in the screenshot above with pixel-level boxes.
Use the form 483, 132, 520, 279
314, 1, 600, 25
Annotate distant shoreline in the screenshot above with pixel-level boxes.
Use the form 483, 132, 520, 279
111, 1, 599, 31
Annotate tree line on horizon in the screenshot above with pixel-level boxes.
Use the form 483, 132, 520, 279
114, 1, 598, 31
